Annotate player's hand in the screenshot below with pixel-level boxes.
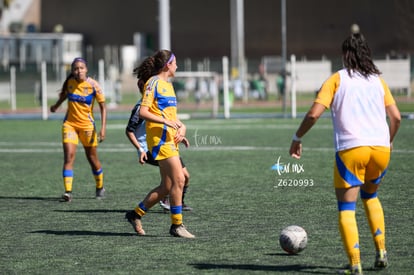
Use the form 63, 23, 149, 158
164, 119, 181, 130
99, 130, 106, 143
50, 105, 57, 113
181, 137, 190, 148
289, 140, 302, 159
174, 132, 186, 144
139, 152, 147, 165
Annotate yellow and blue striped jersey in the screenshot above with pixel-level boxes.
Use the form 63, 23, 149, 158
64, 77, 105, 128
141, 76, 179, 159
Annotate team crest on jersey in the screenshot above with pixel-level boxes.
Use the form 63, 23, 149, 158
83, 87, 89, 95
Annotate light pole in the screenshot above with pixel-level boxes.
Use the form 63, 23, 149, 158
281, 0, 287, 116
230, 0, 247, 102
159, 0, 171, 50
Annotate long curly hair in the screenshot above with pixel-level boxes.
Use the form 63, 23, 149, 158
342, 33, 381, 78
133, 50, 174, 93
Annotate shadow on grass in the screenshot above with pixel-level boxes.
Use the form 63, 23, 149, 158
0, 196, 59, 201
53, 209, 168, 214
54, 209, 129, 213
190, 263, 336, 274
29, 229, 157, 237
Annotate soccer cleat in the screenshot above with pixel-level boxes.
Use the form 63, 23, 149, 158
182, 203, 193, 211
125, 210, 145, 235
62, 192, 73, 202
169, 224, 195, 238
159, 198, 170, 212
374, 250, 388, 269
338, 264, 363, 275
95, 187, 105, 199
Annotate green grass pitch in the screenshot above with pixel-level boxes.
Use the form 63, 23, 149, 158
0, 117, 412, 274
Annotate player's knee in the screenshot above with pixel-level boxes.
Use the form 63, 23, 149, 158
337, 201, 357, 211
361, 182, 379, 194
360, 189, 377, 199
176, 174, 185, 188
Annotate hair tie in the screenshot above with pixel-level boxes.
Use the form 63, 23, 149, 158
164, 53, 175, 67
72, 57, 87, 67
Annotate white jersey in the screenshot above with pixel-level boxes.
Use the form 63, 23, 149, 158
316, 69, 395, 151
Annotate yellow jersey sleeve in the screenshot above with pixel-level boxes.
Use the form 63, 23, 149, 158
380, 77, 396, 106
92, 79, 105, 103
141, 77, 156, 109
314, 72, 340, 108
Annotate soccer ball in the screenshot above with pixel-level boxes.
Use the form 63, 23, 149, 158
279, 225, 308, 254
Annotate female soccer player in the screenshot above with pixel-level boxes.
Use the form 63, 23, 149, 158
50, 57, 107, 202
125, 50, 195, 238
289, 33, 401, 274
125, 98, 193, 212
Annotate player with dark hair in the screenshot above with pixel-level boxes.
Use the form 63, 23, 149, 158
125, 49, 195, 238
289, 33, 401, 274
50, 57, 107, 202
125, 99, 193, 212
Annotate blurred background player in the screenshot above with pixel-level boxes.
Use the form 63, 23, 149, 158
50, 57, 107, 202
125, 50, 195, 238
289, 33, 401, 275
125, 98, 193, 212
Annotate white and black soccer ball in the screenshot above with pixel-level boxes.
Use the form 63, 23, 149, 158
279, 225, 308, 254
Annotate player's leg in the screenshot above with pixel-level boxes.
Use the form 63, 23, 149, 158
159, 156, 194, 238
145, 151, 171, 212
336, 186, 361, 274
140, 169, 171, 212
180, 157, 192, 211
83, 146, 104, 197
334, 147, 369, 274
61, 124, 78, 201
182, 167, 192, 211
81, 128, 104, 198
361, 146, 390, 269
126, 166, 170, 235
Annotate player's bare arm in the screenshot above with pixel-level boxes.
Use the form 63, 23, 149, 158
386, 104, 401, 147
98, 102, 107, 142
290, 102, 326, 159
50, 90, 68, 112
139, 106, 181, 129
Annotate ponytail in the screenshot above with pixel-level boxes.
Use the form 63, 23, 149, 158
133, 50, 174, 94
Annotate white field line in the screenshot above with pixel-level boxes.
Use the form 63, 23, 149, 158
106, 123, 414, 131
0, 142, 412, 154
106, 124, 333, 130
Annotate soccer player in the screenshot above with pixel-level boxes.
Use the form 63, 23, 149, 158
289, 33, 401, 274
125, 50, 195, 238
50, 57, 107, 202
125, 99, 193, 211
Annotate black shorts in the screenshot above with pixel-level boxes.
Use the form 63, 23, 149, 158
145, 151, 185, 168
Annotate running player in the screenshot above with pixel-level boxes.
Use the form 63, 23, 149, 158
50, 57, 107, 202
125, 50, 195, 238
289, 33, 401, 274
125, 99, 193, 211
